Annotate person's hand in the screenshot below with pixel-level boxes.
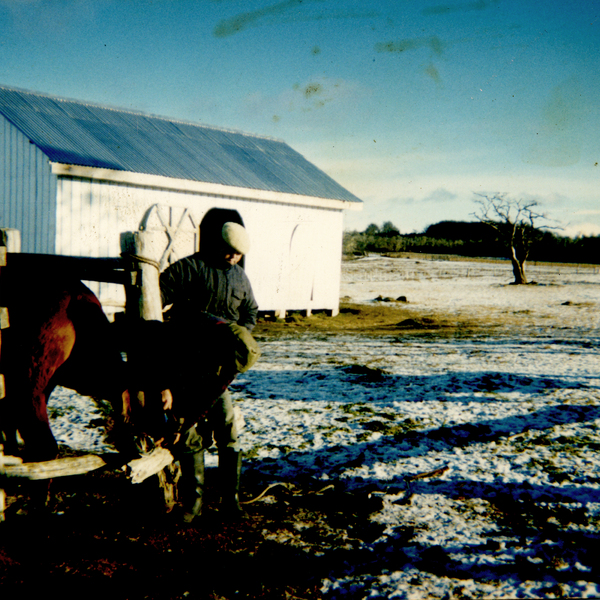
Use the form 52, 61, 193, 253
121, 389, 132, 423
162, 389, 174, 411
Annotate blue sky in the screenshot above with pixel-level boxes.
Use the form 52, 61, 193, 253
1, 0, 598, 235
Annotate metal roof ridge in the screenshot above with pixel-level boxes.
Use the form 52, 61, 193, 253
0, 82, 284, 143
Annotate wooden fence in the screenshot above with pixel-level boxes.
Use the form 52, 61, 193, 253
0, 228, 174, 521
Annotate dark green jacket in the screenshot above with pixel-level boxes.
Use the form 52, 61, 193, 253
159, 253, 258, 331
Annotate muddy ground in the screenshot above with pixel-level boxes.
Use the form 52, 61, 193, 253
0, 303, 455, 600
1, 464, 384, 599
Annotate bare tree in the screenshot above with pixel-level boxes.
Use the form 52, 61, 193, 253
472, 193, 550, 284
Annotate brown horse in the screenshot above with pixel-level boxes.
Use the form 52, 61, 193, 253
0, 267, 128, 463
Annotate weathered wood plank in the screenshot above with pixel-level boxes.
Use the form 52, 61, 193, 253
1, 446, 15, 520
126, 447, 174, 484
0, 449, 175, 484
0, 307, 7, 400
1, 454, 107, 480
0, 452, 23, 468
0, 228, 21, 252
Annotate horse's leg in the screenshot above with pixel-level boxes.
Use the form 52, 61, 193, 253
17, 313, 76, 463
12, 312, 76, 514
17, 389, 59, 463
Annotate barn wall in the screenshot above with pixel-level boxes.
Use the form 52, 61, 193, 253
55, 176, 344, 315
241, 201, 344, 315
0, 116, 56, 253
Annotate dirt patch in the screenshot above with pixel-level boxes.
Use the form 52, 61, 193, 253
0, 465, 383, 599
254, 302, 502, 339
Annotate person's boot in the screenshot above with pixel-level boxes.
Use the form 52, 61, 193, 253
180, 450, 205, 523
218, 448, 246, 519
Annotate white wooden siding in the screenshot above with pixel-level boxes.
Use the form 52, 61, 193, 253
0, 116, 56, 253
55, 176, 344, 315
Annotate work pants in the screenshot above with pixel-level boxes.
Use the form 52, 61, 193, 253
181, 389, 240, 454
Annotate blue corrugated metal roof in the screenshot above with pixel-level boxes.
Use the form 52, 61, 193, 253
0, 85, 362, 205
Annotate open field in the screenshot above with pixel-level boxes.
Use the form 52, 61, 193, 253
1, 254, 599, 599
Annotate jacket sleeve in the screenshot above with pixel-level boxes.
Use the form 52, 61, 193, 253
237, 275, 259, 331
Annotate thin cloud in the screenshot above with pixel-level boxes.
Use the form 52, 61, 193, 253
563, 222, 600, 237
573, 209, 600, 216
422, 188, 458, 203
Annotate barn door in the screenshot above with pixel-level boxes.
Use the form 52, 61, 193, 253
198, 208, 245, 268
287, 223, 319, 315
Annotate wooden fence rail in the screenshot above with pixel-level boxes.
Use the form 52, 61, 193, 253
5, 252, 127, 285
0, 444, 175, 521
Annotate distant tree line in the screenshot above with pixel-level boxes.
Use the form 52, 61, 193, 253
343, 220, 600, 265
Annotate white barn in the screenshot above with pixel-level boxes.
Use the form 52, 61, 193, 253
0, 85, 361, 317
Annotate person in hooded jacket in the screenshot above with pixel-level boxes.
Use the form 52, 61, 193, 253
159, 221, 259, 522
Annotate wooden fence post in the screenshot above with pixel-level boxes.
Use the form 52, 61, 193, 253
1, 230, 21, 520
0, 228, 20, 401
120, 230, 181, 509
120, 230, 164, 322
0, 445, 5, 522
0, 228, 21, 253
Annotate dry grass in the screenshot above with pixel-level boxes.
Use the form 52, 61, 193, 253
254, 302, 506, 339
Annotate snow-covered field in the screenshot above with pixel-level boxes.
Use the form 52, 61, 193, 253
49, 255, 600, 599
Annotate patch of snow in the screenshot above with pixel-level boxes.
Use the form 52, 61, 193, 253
48, 256, 600, 598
